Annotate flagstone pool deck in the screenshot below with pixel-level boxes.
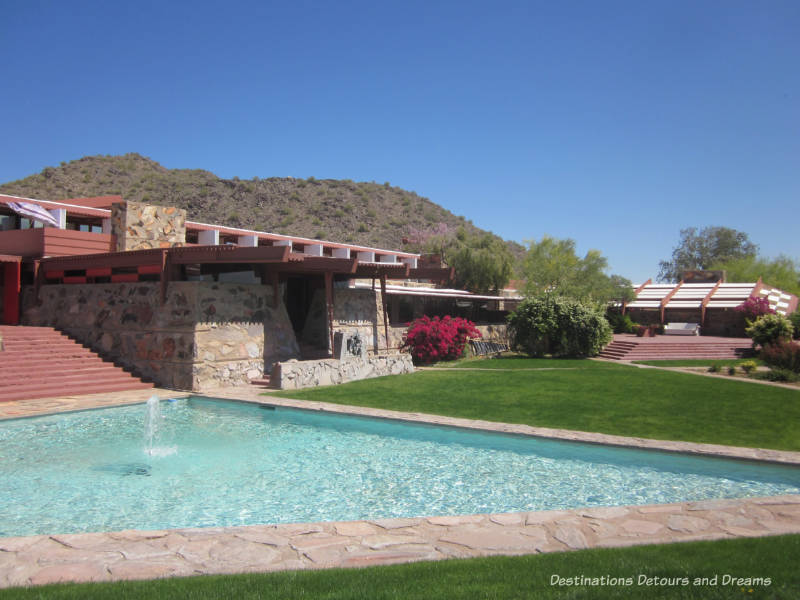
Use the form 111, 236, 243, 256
1, 387, 799, 588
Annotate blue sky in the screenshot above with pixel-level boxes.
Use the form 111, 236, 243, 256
2, 0, 798, 282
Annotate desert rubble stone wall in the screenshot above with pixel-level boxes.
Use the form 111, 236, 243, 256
21, 281, 300, 391
272, 354, 413, 390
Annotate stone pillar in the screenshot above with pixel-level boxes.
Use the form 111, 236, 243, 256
110, 201, 186, 252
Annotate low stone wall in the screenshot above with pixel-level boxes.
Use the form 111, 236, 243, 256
272, 353, 414, 390
21, 281, 300, 391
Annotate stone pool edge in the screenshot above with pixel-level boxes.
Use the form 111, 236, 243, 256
2, 496, 799, 588
1, 387, 799, 588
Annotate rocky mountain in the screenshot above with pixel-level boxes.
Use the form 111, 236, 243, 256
0, 153, 520, 254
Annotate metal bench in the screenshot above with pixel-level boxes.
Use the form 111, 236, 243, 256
664, 322, 700, 336
469, 340, 509, 356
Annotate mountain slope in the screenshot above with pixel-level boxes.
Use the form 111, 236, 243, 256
0, 153, 520, 253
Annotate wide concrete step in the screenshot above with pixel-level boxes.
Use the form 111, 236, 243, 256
1, 338, 88, 349
0, 357, 105, 371
0, 369, 143, 388
0, 325, 154, 401
600, 338, 752, 360
0, 381, 154, 403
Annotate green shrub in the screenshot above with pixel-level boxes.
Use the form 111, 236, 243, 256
760, 340, 800, 373
739, 360, 758, 374
605, 310, 637, 334
708, 363, 722, 373
727, 366, 737, 376
789, 311, 800, 340
745, 313, 794, 348
754, 368, 800, 383
507, 295, 612, 358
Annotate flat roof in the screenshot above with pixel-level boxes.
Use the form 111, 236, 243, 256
0, 194, 420, 260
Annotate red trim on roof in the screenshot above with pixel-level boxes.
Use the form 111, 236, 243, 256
0, 194, 421, 260
59, 196, 123, 209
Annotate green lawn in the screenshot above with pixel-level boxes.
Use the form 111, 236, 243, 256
266, 357, 800, 451
4, 535, 797, 599
438, 355, 614, 369
632, 359, 761, 368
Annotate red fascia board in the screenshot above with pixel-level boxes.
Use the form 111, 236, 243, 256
59, 196, 122, 209
0, 254, 22, 263
137, 264, 163, 275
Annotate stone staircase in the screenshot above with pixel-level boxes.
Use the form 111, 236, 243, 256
599, 336, 754, 361
0, 325, 153, 402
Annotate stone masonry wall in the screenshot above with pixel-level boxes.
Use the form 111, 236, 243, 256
21, 281, 300, 391
110, 201, 186, 252
303, 287, 388, 353
272, 354, 414, 390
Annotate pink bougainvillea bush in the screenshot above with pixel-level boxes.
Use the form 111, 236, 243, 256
735, 297, 775, 321
401, 315, 482, 364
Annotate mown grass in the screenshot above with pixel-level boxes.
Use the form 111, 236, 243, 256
632, 359, 762, 368
437, 354, 614, 369
4, 535, 797, 599
266, 358, 800, 451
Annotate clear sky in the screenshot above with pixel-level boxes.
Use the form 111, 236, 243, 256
2, 0, 798, 282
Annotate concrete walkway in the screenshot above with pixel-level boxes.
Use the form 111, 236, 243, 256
1, 387, 799, 588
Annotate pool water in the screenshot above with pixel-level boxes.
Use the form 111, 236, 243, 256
1, 397, 798, 538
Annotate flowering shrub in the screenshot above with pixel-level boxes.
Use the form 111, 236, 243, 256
735, 297, 775, 321
760, 340, 800, 374
401, 315, 482, 364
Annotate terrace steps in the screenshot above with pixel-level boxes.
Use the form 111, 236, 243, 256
599, 336, 753, 361
0, 325, 153, 402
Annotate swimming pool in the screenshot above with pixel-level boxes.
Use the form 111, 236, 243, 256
1, 396, 798, 538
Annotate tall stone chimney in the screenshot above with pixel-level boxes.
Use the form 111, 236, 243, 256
110, 201, 186, 252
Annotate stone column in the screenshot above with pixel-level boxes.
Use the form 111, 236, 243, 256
110, 201, 187, 252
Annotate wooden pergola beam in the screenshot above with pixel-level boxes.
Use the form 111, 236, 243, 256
325, 271, 335, 355
380, 273, 389, 352
701, 279, 723, 326
660, 280, 684, 324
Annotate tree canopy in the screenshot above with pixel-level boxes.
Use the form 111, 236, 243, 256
407, 223, 514, 293
710, 255, 800, 296
658, 226, 758, 282
521, 236, 633, 305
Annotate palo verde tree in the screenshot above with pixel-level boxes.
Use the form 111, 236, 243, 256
658, 226, 758, 282
521, 236, 633, 306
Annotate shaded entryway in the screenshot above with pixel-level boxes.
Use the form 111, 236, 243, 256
1, 255, 21, 325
